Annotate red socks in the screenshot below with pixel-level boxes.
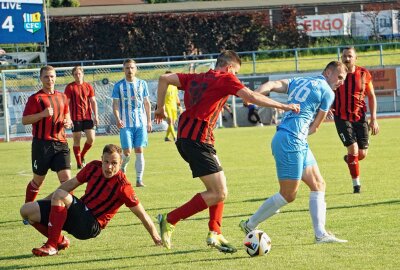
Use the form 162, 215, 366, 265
346, 154, 360, 179
209, 202, 224, 234
81, 143, 92, 159
25, 180, 40, 203
73, 146, 82, 165
46, 206, 67, 248
167, 193, 208, 225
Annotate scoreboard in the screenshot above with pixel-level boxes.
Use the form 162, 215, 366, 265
0, 0, 45, 44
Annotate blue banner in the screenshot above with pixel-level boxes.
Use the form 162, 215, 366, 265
0, 0, 45, 44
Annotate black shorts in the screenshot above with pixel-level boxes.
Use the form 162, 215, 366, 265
334, 116, 369, 149
38, 196, 101, 240
72, 120, 94, 132
31, 138, 71, 176
176, 139, 223, 178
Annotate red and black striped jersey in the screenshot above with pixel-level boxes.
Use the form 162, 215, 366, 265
64, 82, 95, 121
177, 70, 244, 145
76, 160, 140, 229
23, 90, 69, 142
333, 66, 373, 122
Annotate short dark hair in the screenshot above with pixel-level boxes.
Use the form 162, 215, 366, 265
40, 65, 55, 77
215, 50, 241, 68
165, 70, 172, 74
103, 144, 122, 156
72, 66, 84, 75
324, 61, 348, 73
123, 59, 136, 66
342, 46, 356, 53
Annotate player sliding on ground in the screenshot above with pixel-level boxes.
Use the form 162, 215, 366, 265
154, 50, 300, 253
20, 144, 161, 257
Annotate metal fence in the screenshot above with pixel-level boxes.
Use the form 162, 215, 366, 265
0, 59, 215, 142
1, 58, 399, 142
2, 42, 400, 74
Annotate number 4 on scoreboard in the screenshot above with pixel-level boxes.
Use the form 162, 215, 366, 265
2, 16, 14, 32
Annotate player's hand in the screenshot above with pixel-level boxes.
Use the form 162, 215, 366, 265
63, 118, 73, 129
369, 119, 379, 135
153, 235, 163, 246
326, 109, 334, 120
285, 103, 300, 113
117, 119, 124, 129
94, 117, 99, 127
147, 121, 152, 133
42, 106, 53, 118
154, 106, 166, 124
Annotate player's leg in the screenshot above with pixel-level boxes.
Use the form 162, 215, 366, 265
22, 198, 72, 256
334, 118, 360, 193
120, 128, 132, 173
80, 120, 96, 162
165, 117, 173, 141
25, 139, 51, 203
71, 121, 83, 168
302, 154, 347, 244
52, 142, 72, 184
241, 132, 299, 233
133, 126, 148, 187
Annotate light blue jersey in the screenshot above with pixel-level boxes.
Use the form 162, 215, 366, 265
278, 75, 334, 142
112, 78, 149, 128
272, 75, 334, 180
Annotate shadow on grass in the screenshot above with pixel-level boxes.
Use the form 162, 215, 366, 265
0, 248, 213, 269
187, 198, 400, 221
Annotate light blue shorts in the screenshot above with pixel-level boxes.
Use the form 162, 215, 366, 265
120, 127, 148, 150
271, 130, 316, 180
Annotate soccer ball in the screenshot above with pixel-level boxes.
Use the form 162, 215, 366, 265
243, 230, 272, 257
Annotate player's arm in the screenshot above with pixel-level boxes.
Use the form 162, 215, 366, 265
22, 106, 53, 125
237, 87, 299, 113
366, 82, 379, 135
255, 79, 289, 95
41, 177, 82, 200
89, 96, 99, 126
128, 203, 162, 246
144, 97, 152, 132
112, 99, 124, 128
308, 110, 328, 135
155, 73, 181, 123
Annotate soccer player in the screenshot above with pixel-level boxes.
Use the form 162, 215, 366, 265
20, 144, 162, 257
333, 47, 380, 193
22, 65, 72, 203
112, 59, 152, 187
64, 66, 99, 169
154, 50, 300, 253
239, 61, 349, 244
164, 70, 181, 142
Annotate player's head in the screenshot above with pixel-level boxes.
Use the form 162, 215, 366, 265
215, 50, 241, 75
323, 61, 348, 90
341, 46, 357, 71
72, 66, 84, 83
123, 59, 137, 81
39, 65, 56, 90
101, 144, 123, 178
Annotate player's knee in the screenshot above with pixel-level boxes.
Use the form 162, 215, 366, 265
281, 192, 297, 203
20, 202, 34, 219
358, 151, 367, 160
214, 189, 228, 203
52, 188, 69, 202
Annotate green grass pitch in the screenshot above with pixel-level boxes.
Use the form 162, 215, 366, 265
0, 118, 399, 269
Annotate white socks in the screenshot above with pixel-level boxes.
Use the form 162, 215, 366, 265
309, 191, 327, 238
352, 178, 360, 186
135, 153, 145, 182
247, 192, 288, 230
121, 154, 131, 172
